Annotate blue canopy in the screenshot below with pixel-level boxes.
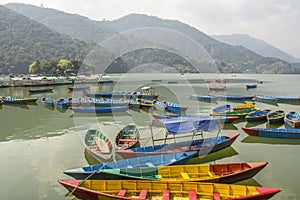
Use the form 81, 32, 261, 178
151, 116, 221, 135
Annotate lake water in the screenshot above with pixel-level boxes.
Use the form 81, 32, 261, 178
0, 73, 299, 200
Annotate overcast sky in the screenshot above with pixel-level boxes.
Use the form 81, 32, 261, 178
1, 0, 300, 58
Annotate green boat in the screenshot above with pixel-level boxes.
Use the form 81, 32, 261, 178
211, 108, 260, 118
115, 124, 140, 149
267, 110, 285, 124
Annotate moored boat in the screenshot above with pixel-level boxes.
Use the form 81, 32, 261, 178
41, 97, 54, 106
211, 108, 260, 118
284, 111, 300, 128
56, 98, 68, 109
212, 104, 231, 113
245, 109, 271, 122
115, 124, 140, 149
242, 127, 300, 138
59, 179, 280, 200
84, 129, 113, 162
212, 95, 255, 101
0, 96, 38, 104
153, 100, 188, 113
233, 102, 256, 110
28, 88, 53, 93
70, 106, 129, 113
254, 95, 278, 105
63, 151, 197, 180
267, 110, 285, 124
189, 94, 217, 102
246, 84, 257, 89
69, 162, 268, 184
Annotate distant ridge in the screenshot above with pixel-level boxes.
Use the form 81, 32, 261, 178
212, 34, 300, 63
4, 3, 299, 74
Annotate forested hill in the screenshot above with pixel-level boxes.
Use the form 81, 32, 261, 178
4, 3, 299, 74
0, 5, 91, 74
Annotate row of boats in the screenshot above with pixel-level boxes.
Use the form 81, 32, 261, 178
59, 116, 282, 199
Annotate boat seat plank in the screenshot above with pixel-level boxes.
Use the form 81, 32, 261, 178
139, 188, 148, 199
162, 189, 170, 200
181, 172, 190, 180
188, 190, 197, 200
118, 189, 126, 197
213, 192, 221, 200
94, 137, 110, 154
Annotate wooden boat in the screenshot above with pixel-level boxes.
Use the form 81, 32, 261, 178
56, 98, 68, 109
212, 95, 255, 101
189, 94, 217, 102
136, 98, 154, 109
115, 124, 140, 149
153, 100, 188, 113
242, 127, 300, 138
255, 95, 299, 104
41, 97, 54, 106
59, 179, 280, 200
152, 113, 182, 119
85, 91, 132, 99
245, 109, 271, 122
254, 95, 278, 105
137, 86, 159, 100
246, 84, 257, 89
212, 104, 231, 113
0, 96, 38, 104
85, 129, 113, 162
209, 78, 226, 91
233, 102, 256, 110
211, 108, 260, 118
63, 151, 197, 180
70, 162, 268, 184
116, 133, 239, 159
267, 110, 285, 124
68, 86, 90, 91
152, 114, 238, 123
284, 111, 300, 128
70, 106, 129, 113
28, 88, 53, 93
67, 97, 81, 107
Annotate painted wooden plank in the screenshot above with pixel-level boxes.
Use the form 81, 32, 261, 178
139, 188, 148, 199
188, 190, 197, 200
213, 192, 221, 200
118, 189, 126, 197
162, 189, 170, 200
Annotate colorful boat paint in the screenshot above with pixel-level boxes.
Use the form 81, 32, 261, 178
242, 127, 300, 138
115, 124, 140, 149
28, 88, 53, 93
245, 109, 271, 122
284, 111, 300, 128
59, 179, 280, 200
233, 102, 256, 110
267, 110, 285, 124
70, 106, 129, 113
0, 96, 38, 104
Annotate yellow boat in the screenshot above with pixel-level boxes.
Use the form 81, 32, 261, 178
59, 179, 280, 200
233, 102, 256, 111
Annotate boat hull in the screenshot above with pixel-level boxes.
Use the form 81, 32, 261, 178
242, 127, 300, 138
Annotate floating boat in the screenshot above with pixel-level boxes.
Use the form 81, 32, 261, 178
209, 78, 226, 91
233, 102, 256, 110
115, 124, 140, 149
153, 100, 188, 113
267, 110, 285, 124
59, 179, 280, 200
284, 111, 300, 128
212, 104, 231, 113
211, 108, 260, 118
41, 97, 54, 106
70, 106, 129, 113
246, 84, 257, 89
67, 97, 81, 107
135, 98, 154, 109
90, 98, 130, 107
255, 95, 300, 104
56, 98, 68, 109
212, 95, 255, 101
189, 94, 217, 102
28, 88, 53, 93
84, 129, 113, 162
242, 127, 300, 138
0, 96, 38, 104
63, 151, 197, 180
68, 86, 90, 91
253, 95, 278, 105
116, 118, 239, 159
245, 109, 271, 122
77, 162, 268, 184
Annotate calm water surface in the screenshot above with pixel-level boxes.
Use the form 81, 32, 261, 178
0, 73, 299, 199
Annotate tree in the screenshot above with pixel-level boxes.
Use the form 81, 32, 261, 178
29, 60, 41, 73
57, 59, 73, 73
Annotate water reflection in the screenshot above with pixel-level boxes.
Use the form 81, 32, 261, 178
245, 120, 267, 127
187, 147, 238, 164
235, 178, 262, 187
241, 135, 300, 145
222, 123, 238, 130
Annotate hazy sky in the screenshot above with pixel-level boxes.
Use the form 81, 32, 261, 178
1, 0, 300, 58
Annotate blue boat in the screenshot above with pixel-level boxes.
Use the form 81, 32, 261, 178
246, 84, 257, 89
41, 97, 54, 106
212, 95, 255, 101
189, 94, 217, 102
254, 95, 278, 105
90, 98, 130, 107
67, 97, 81, 107
245, 109, 271, 122
116, 118, 239, 158
242, 127, 300, 138
284, 111, 300, 128
70, 106, 129, 113
63, 151, 197, 180
212, 104, 231, 113
152, 114, 238, 123
56, 98, 68, 109
28, 88, 53, 93
1, 96, 38, 104
153, 101, 188, 113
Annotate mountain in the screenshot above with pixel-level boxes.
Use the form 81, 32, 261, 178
0, 5, 92, 74
212, 34, 300, 63
4, 3, 297, 74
